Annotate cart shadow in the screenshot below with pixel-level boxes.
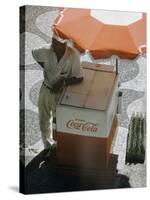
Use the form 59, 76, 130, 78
25, 149, 48, 175
25, 151, 87, 194
24, 151, 130, 194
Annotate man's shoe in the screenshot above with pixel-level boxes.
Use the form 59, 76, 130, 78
42, 148, 52, 160
43, 140, 57, 160
47, 138, 57, 149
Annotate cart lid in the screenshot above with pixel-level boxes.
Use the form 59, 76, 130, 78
60, 63, 118, 111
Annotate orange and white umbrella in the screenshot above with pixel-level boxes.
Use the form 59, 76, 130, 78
53, 8, 146, 59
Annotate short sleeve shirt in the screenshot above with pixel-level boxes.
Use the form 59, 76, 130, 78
32, 44, 83, 88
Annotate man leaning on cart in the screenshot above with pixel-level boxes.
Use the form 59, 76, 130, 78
32, 33, 83, 158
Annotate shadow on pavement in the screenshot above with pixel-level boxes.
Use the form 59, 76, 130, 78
24, 151, 131, 194
25, 150, 48, 176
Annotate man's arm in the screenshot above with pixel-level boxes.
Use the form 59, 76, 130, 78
65, 77, 83, 85
51, 76, 65, 92
32, 49, 44, 68
36, 61, 44, 68
65, 48, 83, 86
52, 76, 83, 92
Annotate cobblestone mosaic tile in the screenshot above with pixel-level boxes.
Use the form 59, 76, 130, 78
120, 56, 146, 92
20, 109, 41, 148
23, 6, 57, 42
29, 80, 43, 107
20, 32, 47, 66
118, 89, 144, 128
118, 59, 139, 83
36, 10, 59, 38
127, 96, 146, 118
25, 70, 43, 112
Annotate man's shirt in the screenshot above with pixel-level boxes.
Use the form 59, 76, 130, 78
32, 44, 83, 88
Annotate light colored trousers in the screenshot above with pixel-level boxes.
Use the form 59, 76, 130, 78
38, 84, 60, 149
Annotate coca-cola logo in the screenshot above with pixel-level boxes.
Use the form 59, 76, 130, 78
66, 119, 98, 133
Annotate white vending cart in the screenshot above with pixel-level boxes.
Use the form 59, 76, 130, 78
54, 62, 120, 186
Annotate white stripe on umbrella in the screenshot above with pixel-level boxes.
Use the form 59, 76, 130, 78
54, 8, 67, 26
91, 10, 142, 26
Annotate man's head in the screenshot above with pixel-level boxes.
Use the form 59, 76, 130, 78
51, 33, 67, 53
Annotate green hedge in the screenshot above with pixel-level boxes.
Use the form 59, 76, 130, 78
126, 112, 146, 164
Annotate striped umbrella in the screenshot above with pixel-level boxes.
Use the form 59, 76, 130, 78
53, 8, 146, 59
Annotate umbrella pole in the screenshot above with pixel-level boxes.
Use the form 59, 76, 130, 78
116, 58, 118, 75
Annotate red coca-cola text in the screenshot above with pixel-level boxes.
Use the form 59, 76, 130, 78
66, 119, 98, 133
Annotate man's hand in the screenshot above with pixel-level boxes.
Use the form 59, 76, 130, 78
52, 77, 65, 92
65, 77, 83, 85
